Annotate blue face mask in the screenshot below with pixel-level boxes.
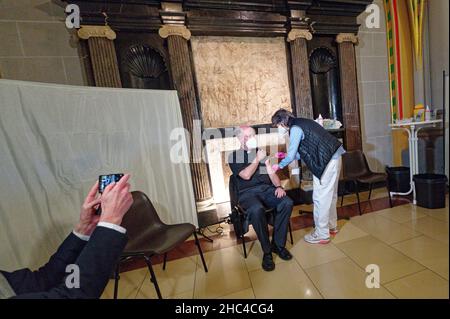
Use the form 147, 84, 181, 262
278, 126, 288, 137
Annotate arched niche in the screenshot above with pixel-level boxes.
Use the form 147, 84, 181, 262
120, 44, 170, 90
309, 47, 343, 122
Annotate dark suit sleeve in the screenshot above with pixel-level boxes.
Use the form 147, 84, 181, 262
2, 232, 87, 295
12, 226, 127, 299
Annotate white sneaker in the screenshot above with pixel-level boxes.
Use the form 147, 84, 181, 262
304, 230, 330, 244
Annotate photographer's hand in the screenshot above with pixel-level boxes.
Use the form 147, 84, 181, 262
75, 181, 102, 237
99, 174, 133, 226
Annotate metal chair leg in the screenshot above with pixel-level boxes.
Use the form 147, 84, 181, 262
193, 232, 208, 273
144, 256, 162, 299
355, 181, 362, 215
387, 184, 393, 208
113, 263, 120, 299
289, 223, 294, 245
238, 215, 247, 258
162, 252, 168, 271
241, 234, 247, 258
368, 183, 373, 200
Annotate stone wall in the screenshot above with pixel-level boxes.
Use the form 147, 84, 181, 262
0, 0, 88, 85
427, 0, 449, 176
355, 0, 393, 172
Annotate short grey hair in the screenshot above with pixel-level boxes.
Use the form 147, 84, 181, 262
234, 125, 255, 138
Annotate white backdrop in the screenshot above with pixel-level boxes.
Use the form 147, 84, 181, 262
0, 79, 197, 271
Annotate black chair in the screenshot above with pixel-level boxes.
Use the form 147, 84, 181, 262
113, 191, 208, 299
341, 150, 393, 214
228, 175, 294, 258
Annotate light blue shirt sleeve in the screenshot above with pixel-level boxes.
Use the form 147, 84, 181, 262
279, 126, 303, 169
332, 145, 346, 159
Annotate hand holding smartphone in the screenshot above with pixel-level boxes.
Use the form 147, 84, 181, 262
96, 173, 124, 215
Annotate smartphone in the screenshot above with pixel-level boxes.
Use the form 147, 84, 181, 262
98, 173, 124, 194
96, 173, 124, 215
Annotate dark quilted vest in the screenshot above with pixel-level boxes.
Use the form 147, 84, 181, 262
289, 117, 342, 179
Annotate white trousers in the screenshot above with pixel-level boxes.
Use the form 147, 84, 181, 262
312, 156, 342, 238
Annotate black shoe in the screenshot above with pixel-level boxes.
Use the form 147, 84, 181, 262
262, 253, 275, 271
271, 244, 293, 261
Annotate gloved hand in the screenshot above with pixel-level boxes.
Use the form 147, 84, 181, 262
275, 152, 286, 159
272, 164, 280, 172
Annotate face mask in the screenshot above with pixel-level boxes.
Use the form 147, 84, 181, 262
245, 137, 257, 149
278, 126, 288, 137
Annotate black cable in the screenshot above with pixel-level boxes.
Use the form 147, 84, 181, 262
206, 224, 224, 235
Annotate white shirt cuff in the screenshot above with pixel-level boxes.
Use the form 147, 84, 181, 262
72, 230, 90, 241
97, 222, 127, 234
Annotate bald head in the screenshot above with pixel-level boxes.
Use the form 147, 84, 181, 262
235, 125, 256, 149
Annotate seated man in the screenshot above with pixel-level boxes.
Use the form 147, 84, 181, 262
228, 126, 293, 271
0, 174, 133, 299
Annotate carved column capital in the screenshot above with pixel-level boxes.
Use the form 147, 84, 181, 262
77, 25, 117, 40
336, 33, 358, 44
158, 25, 191, 40
287, 29, 313, 42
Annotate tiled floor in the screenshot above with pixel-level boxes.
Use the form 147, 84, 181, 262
102, 191, 449, 299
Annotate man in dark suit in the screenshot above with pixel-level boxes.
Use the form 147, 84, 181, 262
0, 174, 133, 299
228, 126, 293, 272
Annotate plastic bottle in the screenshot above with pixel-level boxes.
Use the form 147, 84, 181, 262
425, 105, 431, 121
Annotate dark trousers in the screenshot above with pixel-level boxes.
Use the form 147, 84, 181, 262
239, 185, 293, 254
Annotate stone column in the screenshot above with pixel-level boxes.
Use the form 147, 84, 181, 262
77, 25, 122, 88
336, 33, 362, 151
159, 25, 214, 210
287, 29, 314, 119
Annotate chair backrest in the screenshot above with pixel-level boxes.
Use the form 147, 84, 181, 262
120, 191, 165, 244
228, 174, 240, 208
342, 150, 371, 180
